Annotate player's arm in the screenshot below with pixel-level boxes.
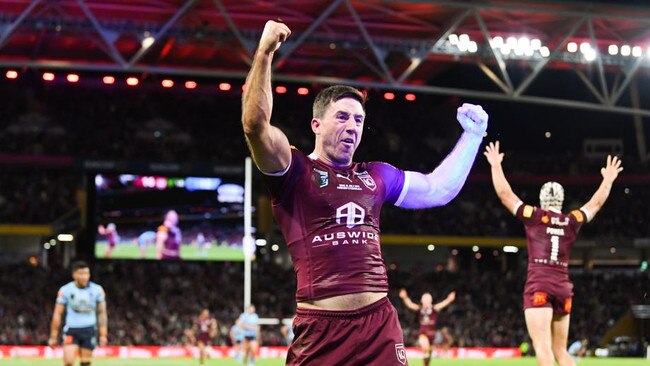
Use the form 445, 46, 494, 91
241, 20, 292, 175
433, 291, 456, 312
580, 155, 623, 222
48, 303, 65, 347
484, 141, 522, 214
155, 228, 168, 259
398, 289, 421, 311
97, 301, 108, 346
396, 104, 488, 208
210, 319, 218, 338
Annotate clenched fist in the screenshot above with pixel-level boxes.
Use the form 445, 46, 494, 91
259, 20, 292, 54
457, 103, 488, 136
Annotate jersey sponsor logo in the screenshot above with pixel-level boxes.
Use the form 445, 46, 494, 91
570, 210, 584, 223
355, 171, 377, 191
336, 202, 365, 228
311, 231, 379, 246
523, 205, 534, 218
564, 298, 573, 313
546, 227, 565, 236
551, 217, 569, 226
532, 291, 548, 306
395, 343, 407, 365
541, 216, 549, 224
313, 168, 329, 188
336, 173, 352, 182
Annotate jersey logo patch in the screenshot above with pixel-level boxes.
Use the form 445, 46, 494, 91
336, 202, 365, 228
395, 343, 407, 365
356, 171, 377, 191
541, 216, 549, 224
571, 210, 584, 223
523, 205, 534, 218
313, 168, 329, 188
64, 335, 74, 345
532, 291, 548, 306
564, 298, 573, 313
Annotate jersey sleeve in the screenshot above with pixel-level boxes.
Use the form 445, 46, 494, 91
55, 287, 67, 305
262, 148, 306, 202
96, 285, 106, 303
568, 208, 588, 234
157, 225, 168, 233
515, 203, 544, 226
369, 162, 406, 206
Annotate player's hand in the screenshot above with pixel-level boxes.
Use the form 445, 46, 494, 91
447, 291, 456, 302
483, 141, 504, 166
601, 155, 623, 183
457, 103, 488, 136
99, 335, 107, 346
48, 337, 58, 347
259, 20, 291, 54
399, 289, 408, 299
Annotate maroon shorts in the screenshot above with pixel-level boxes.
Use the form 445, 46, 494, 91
418, 328, 436, 345
523, 280, 573, 315
197, 333, 211, 344
286, 297, 408, 366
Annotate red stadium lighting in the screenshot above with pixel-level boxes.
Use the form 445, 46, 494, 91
66, 74, 79, 83
6, 70, 18, 79
383, 92, 395, 100
185, 81, 197, 89
405, 93, 416, 101
126, 77, 139, 86
275, 86, 287, 94
297, 87, 309, 95
42, 72, 55, 81
161, 79, 174, 88
219, 82, 231, 91
102, 76, 115, 85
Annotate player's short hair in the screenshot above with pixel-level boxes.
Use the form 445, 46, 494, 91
313, 85, 366, 119
539, 181, 564, 209
71, 260, 89, 273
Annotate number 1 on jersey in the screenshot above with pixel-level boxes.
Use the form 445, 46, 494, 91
550, 235, 559, 261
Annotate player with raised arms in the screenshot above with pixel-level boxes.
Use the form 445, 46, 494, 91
242, 19, 488, 366
484, 141, 622, 366
49, 261, 107, 366
399, 289, 456, 366
193, 308, 218, 366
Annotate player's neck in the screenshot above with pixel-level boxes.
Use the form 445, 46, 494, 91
309, 150, 353, 170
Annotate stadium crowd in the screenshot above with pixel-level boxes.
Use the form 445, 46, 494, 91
0, 261, 647, 348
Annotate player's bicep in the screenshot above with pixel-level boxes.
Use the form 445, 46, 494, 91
500, 192, 522, 215
245, 124, 292, 175
395, 171, 439, 208
53, 303, 65, 317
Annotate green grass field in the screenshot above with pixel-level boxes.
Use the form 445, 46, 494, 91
95, 242, 245, 261
3, 358, 647, 365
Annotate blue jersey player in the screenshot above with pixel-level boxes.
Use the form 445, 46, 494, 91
237, 305, 260, 366
49, 261, 107, 366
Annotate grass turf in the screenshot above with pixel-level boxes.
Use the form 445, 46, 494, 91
95, 242, 244, 261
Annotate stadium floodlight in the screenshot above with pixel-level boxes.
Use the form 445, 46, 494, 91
458, 34, 470, 44
506, 37, 517, 48
5, 70, 17, 79
275, 85, 287, 94
491, 36, 504, 48
427, 244, 435, 251
126, 77, 139, 86
185, 81, 197, 89
503, 245, 519, 253
472, 245, 479, 252
297, 87, 309, 95
539, 46, 550, 57
524, 47, 535, 57
518, 37, 530, 49
500, 45, 512, 55
621, 45, 631, 56
468, 41, 478, 53
448, 33, 459, 45
579, 42, 591, 54
42, 72, 55, 81
255, 239, 267, 246
271, 244, 280, 252
530, 38, 542, 50
161, 79, 174, 88
632, 46, 642, 57
567, 42, 578, 53
405, 93, 416, 101
141, 36, 155, 49
102, 76, 115, 84
457, 41, 469, 52
44, 243, 51, 249
66, 74, 79, 83
583, 48, 597, 62
608, 44, 618, 55
57, 234, 74, 242
383, 92, 395, 100
219, 82, 232, 91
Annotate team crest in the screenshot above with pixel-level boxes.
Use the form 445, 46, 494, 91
356, 171, 376, 191
313, 168, 329, 188
395, 343, 407, 365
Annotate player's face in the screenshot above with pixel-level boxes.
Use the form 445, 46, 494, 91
72, 267, 91, 287
421, 293, 433, 306
201, 309, 209, 318
313, 97, 365, 166
247, 305, 256, 314
166, 211, 179, 225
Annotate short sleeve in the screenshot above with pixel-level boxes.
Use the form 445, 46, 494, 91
96, 285, 106, 303
157, 225, 168, 233
56, 288, 67, 305
368, 162, 406, 206
262, 148, 306, 202
515, 204, 544, 226
569, 209, 587, 233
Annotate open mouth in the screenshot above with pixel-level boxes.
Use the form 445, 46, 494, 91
341, 138, 354, 145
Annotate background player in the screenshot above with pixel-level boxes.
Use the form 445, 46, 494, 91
484, 141, 622, 366
237, 304, 260, 366
400, 289, 456, 366
242, 19, 487, 366
280, 315, 295, 346
49, 261, 107, 366
193, 308, 218, 366
230, 322, 245, 363
156, 209, 182, 259
135, 230, 156, 258
97, 223, 118, 258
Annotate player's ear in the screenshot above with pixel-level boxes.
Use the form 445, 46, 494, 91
311, 118, 321, 135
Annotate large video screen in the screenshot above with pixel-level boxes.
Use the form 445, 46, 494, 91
94, 174, 246, 261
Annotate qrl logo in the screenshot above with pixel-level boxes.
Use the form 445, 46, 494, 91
395, 343, 407, 365
336, 202, 365, 228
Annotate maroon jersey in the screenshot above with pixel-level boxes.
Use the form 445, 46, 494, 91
107, 231, 118, 248
418, 305, 438, 335
158, 224, 181, 259
515, 203, 587, 292
263, 148, 406, 302
196, 317, 215, 343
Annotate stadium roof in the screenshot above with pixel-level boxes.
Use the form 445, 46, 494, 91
0, 0, 650, 115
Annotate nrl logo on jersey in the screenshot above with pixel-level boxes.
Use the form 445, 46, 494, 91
355, 171, 376, 191
313, 168, 329, 188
